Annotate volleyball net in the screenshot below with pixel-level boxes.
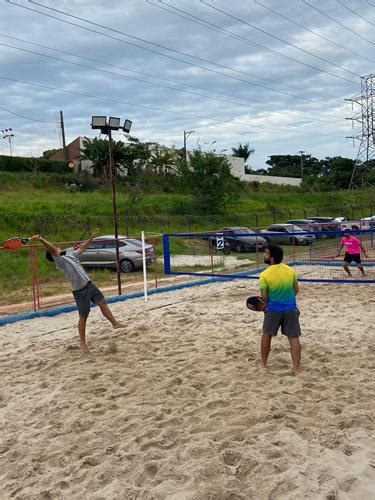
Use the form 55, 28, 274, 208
162, 228, 375, 283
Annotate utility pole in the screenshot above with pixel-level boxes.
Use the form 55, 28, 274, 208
298, 150, 305, 180
346, 74, 375, 189
59, 110, 68, 161
2, 128, 14, 156
183, 130, 195, 163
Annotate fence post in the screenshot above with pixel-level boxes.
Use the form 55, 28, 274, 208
254, 213, 259, 228
272, 209, 276, 224
29, 245, 40, 311
303, 208, 307, 218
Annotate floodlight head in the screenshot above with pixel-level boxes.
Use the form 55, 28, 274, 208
108, 117, 121, 130
123, 119, 132, 133
91, 116, 107, 129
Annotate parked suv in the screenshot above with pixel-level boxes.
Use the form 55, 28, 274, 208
210, 227, 267, 253
261, 224, 315, 245
66, 235, 155, 273
284, 219, 326, 238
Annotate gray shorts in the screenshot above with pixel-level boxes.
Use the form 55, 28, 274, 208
263, 309, 301, 337
72, 281, 104, 317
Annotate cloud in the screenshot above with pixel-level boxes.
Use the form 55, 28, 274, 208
0, 0, 372, 166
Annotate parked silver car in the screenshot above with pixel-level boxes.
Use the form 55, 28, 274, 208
261, 224, 315, 245
67, 235, 155, 273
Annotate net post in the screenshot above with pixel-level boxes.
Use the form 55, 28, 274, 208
162, 234, 171, 274
141, 231, 148, 302
209, 237, 214, 274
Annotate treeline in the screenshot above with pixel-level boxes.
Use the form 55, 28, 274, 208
249, 154, 375, 190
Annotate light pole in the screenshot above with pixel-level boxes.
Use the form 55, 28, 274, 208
298, 150, 306, 181
2, 128, 14, 156
183, 130, 195, 163
91, 116, 132, 295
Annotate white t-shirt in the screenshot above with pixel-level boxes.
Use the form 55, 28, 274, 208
53, 250, 90, 291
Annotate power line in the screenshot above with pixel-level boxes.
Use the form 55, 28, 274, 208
147, 0, 357, 88
0, 36, 347, 127
7, 0, 357, 105
253, 0, 375, 66
0, 40, 256, 111
303, 0, 375, 45
0, 104, 56, 123
0, 75, 346, 138
6, 0, 327, 103
0, 32, 264, 110
336, 0, 375, 28
200, 0, 360, 79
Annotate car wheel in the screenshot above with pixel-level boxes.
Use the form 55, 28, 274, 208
235, 243, 242, 253
352, 225, 359, 231
120, 259, 135, 273
290, 237, 298, 246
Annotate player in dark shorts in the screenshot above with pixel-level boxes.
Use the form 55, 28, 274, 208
336, 230, 368, 276
29, 233, 124, 353
259, 245, 301, 376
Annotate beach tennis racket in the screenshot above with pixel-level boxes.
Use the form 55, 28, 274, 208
2, 237, 29, 250
246, 296, 265, 312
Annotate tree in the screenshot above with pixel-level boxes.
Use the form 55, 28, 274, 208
232, 143, 255, 165
42, 148, 59, 159
148, 145, 177, 175
186, 150, 242, 214
81, 137, 129, 180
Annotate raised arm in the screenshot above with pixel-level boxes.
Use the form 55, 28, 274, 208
29, 235, 60, 257
76, 230, 98, 255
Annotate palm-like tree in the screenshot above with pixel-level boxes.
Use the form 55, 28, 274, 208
148, 145, 177, 175
232, 143, 255, 165
81, 137, 128, 179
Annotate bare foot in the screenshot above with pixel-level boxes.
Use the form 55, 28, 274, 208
80, 343, 90, 353
113, 322, 125, 329
294, 368, 301, 376
260, 363, 267, 370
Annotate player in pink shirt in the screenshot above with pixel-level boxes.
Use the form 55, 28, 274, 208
336, 229, 368, 276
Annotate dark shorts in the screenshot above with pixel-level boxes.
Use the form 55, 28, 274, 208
344, 252, 361, 264
72, 281, 104, 317
263, 309, 301, 337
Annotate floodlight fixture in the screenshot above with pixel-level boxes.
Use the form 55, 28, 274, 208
108, 116, 121, 130
123, 119, 132, 133
91, 116, 107, 129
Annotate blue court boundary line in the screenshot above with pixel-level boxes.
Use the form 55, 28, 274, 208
0, 266, 263, 327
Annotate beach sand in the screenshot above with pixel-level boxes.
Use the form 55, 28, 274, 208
0, 280, 374, 499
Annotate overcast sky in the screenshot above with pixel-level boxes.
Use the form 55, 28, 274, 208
1, 0, 374, 168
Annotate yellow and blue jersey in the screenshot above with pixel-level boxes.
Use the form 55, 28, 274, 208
259, 263, 297, 312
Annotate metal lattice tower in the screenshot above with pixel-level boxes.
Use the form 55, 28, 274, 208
346, 74, 375, 189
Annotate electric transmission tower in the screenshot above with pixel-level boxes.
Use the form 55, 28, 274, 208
346, 73, 375, 189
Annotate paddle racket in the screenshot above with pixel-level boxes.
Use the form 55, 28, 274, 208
246, 296, 265, 312
2, 237, 29, 250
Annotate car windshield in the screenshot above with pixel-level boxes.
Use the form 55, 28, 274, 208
124, 239, 143, 247
231, 229, 255, 234
288, 226, 303, 232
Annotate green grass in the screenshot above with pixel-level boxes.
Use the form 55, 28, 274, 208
0, 172, 374, 310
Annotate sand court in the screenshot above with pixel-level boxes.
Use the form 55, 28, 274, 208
0, 280, 374, 499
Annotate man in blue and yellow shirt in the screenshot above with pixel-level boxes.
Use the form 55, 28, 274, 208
259, 245, 301, 375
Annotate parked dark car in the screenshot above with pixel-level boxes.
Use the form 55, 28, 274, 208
284, 219, 326, 239
210, 227, 267, 253
307, 217, 340, 231
261, 224, 315, 245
